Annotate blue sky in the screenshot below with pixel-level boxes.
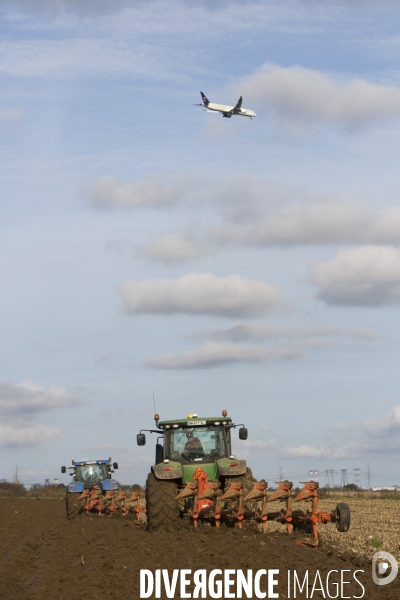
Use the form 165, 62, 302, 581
1, 0, 400, 489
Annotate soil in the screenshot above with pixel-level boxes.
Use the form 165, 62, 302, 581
1, 497, 398, 599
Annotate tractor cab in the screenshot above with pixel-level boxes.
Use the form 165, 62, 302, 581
137, 411, 248, 469
165, 424, 227, 463
72, 461, 110, 485
61, 458, 119, 490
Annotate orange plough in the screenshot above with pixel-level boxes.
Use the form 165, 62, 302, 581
78, 488, 145, 522
176, 468, 350, 545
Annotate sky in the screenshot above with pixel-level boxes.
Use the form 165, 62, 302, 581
1, 0, 400, 489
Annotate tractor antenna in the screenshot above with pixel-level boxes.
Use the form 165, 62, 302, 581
153, 391, 156, 415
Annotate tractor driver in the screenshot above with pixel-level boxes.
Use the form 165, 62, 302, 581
183, 431, 204, 457
84, 466, 100, 482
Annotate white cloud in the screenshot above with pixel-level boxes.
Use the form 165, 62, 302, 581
243, 404, 400, 461
0, 108, 26, 123
86, 171, 271, 213
86, 175, 188, 209
233, 63, 400, 131
146, 342, 302, 369
277, 405, 400, 460
211, 202, 400, 246
0, 424, 63, 448
198, 321, 378, 342
364, 405, 400, 436
309, 245, 400, 306
119, 272, 284, 318
0, 380, 81, 416
242, 439, 278, 453
138, 232, 214, 263
92, 172, 400, 250
145, 329, 376, 369
0, 380, 82, 448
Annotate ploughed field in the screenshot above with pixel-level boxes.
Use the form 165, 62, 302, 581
318, 497, 400, 563
0, 496, 399, 599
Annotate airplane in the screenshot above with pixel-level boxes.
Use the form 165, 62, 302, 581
195, 92, 256, 119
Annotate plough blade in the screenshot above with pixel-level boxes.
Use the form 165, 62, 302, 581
176, 482, 197, 500
244, 481, 267, 501
75, 486, 145, 521
267, 480, 292, 502
177, 469, 350, 542
219, 482, 242, 500
198, 482, 221, 500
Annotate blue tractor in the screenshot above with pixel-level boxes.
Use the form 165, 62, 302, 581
61, 457, 119, 518
61, 457, 144, 520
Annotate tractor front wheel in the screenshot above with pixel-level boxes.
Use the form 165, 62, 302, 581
334, 502, 351, 532
146, 472, 179, 532
66, 492, 82, 519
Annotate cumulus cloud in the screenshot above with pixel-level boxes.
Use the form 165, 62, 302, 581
0, 424, 63, 448
233, 63, 400, 131
197, 321, 378, 342
119, 272, 284, 318
244, 404, 400, 461
309, 245, 400, 306
145, 325, 377, 369
0, 380, 81, 416
146, 342, 302, 369
0, 380, 82, 448
91, 171, 400, 251
278, 406, 400, 459
86, 171, 272, 214
138, 232, 214, 263
211, 202, 400, 247
86, 175, 188, 209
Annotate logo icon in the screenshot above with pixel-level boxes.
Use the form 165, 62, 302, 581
372, 551, 398, 586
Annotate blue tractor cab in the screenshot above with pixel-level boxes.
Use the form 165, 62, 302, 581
61, 458, 119, 493
61, 457, 120, 518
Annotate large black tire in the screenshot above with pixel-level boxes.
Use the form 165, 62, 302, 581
335, 502, 350, 532
66, 492, 82, 519
146, 472, 179, 532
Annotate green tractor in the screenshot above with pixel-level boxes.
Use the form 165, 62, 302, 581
137, 410, 351, 545
137, 410, 259, 531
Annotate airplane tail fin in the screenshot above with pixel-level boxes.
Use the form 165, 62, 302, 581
200, 91, 210, 106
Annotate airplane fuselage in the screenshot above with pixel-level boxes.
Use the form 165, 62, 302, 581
203, 102, 256, 118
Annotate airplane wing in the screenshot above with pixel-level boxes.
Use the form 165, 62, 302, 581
231, 96, 243, 114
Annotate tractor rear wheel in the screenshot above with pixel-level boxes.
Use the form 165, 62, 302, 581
66, 492, 82, 519
334, 502, 351, 532
146, 472, 179, 532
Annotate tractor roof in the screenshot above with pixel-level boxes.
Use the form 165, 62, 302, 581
73, 459, 110, 466
158, 416, 232, 428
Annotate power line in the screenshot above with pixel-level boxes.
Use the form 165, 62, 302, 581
324, 469, 336, 487
354, 468, 362, 488
340, 469, 348, 489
